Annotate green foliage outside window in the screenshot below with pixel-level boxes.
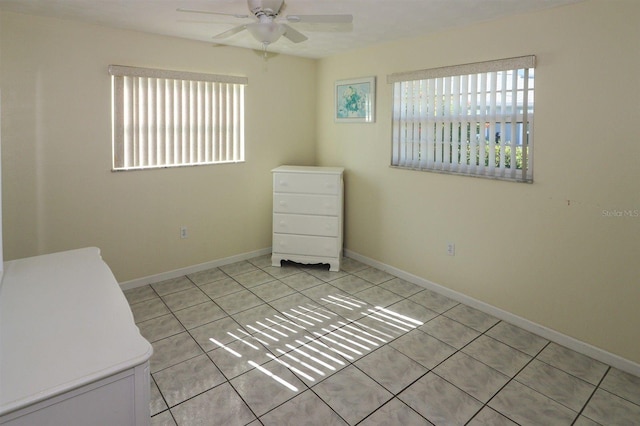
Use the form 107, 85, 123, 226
460, 142, 525, 169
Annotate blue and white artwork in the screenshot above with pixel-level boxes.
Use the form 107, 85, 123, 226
335, 77, 375, 122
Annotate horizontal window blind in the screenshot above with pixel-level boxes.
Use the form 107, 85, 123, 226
110, 65, 247, 171
388, 56, 535, 182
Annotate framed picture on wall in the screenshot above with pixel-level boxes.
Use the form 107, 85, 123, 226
335, 76, 376, 123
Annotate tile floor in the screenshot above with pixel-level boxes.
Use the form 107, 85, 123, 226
124, 255, 640, 426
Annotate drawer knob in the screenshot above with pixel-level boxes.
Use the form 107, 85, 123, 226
279, 181, 288, 186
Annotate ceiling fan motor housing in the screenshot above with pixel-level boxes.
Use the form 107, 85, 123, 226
248, 0, 284, 18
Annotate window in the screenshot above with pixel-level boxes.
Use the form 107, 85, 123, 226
388, 56, 535, 182
109, 65, 247, 171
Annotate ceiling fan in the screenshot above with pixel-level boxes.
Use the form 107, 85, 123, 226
178, 0, 353, 50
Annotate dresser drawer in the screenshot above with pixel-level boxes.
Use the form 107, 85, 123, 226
274, 213, 338, 237
273, 234, 339, 257
274, 194, 339, 216
273, 172, 340, 195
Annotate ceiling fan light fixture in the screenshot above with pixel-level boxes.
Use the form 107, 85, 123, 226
247, 22, 285, 45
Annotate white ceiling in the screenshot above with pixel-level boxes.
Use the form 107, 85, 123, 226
0, 0, 581, 59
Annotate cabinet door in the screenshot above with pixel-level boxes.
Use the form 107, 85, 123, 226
0, 371, 141, 426
273, 173, 340, 195
273, 214, 338, 237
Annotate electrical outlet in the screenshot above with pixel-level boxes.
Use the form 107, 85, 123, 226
180, 226, 188, 239
446, 242, 455, 256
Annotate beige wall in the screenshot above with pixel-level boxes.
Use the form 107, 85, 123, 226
316, 0, 640, 363
0, 11, 317, 281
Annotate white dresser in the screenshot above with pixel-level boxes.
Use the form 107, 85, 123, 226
0, 248, 153, 426
271, 166, 344, 272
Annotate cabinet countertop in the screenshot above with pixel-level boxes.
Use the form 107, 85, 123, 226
272, 165, 344, 174
0, 247, 153, 417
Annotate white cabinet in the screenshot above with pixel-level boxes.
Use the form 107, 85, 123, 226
0, 248, 153, 426
272, 166, 344, 272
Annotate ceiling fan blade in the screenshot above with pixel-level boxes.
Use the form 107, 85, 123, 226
212, 25, 248, 39
286, 14, 353, 24
177, 8, 250, 19
281, 24, 308, 43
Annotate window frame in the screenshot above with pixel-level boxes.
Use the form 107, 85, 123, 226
109, 65, 247, 171
387, 56, 535, 183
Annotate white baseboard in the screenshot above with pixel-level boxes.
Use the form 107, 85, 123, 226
119, 247, 272, 291
344, 249, 640, 378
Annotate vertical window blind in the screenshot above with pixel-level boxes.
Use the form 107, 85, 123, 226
388, 56, 535, 182
110, 65, 247, 171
